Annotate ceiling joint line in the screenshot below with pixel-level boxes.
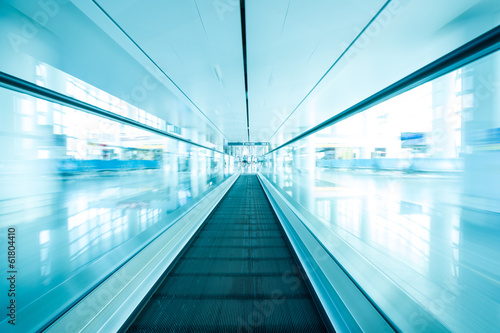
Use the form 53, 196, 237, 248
267, 0, 392, 142
90, 0, 229, 141
280, 0, 292, 40
305, 41, 321, 66
193, 0, 209, 40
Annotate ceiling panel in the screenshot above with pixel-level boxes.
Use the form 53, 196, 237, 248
95, 0, 248, 141
72, 0, 500, 147
245, 0, 387, 142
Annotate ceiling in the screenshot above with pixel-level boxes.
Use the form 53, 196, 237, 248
73, 0, 500, 146
73, 0, 387, 143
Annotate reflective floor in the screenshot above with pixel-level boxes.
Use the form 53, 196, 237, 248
0, 168, 228, 331
262, 166, 500, 332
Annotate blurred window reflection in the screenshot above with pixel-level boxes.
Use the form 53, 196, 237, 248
0, 82, 231, 331
262, 48, 500, 332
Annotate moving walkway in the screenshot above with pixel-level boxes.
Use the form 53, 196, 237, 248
125, 175, 329, 332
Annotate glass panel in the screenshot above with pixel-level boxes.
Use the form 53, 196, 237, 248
262, 49, 500, 332
0, 86, 231, 331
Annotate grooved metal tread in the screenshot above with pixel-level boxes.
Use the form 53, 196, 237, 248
127, 175, 328, 332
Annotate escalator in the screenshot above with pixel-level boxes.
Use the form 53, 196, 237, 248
125, 175, 330, 332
